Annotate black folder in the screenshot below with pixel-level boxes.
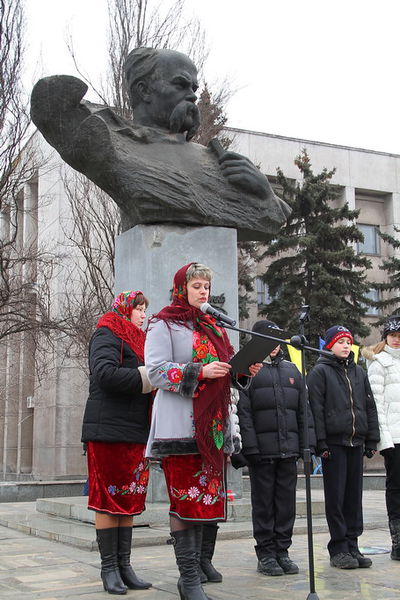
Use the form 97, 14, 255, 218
229, 326, 289, 376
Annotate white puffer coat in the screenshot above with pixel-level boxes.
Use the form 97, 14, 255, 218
364, 345, 400, 451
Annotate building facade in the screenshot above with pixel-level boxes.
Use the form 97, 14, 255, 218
228, 127, 400, 343
0, 128, 399, 480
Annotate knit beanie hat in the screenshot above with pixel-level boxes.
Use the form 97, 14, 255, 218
252, 319, 280, 334
383, 315, 400, 339
324, 325, 353, 350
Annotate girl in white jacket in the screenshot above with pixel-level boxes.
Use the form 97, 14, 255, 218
362, 315, 400, 561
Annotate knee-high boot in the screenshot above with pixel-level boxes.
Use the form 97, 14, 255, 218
171, 528, 210, 600
117, 526, 152, 589
389, 519, 400, 560
199, 524, 223, 583
96, 528, 127, 595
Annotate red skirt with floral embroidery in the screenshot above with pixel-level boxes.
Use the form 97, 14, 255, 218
87, 441, 149, 516
162, 454, 227, 522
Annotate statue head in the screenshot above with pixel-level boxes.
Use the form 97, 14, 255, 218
125, 48, 200, 140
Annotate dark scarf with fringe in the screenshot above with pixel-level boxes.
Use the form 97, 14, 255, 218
151, 263, 234, 471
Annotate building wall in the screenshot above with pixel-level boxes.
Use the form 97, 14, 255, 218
229, 128, 400, 346
0, 134, 87, 480
2, 128, 399, 479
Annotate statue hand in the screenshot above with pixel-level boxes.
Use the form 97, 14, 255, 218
218, 151, 270, 198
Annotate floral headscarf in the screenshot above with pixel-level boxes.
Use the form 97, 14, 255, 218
96, 290, 146, 362
112, 290, 144, 321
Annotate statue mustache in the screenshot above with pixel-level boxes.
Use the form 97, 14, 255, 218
169, 100, 200, 141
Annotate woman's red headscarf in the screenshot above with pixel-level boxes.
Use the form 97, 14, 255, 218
96, 290, 146, 362
153, 263, 234, 471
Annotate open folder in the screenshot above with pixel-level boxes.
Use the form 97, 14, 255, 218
229, 326, 289, 376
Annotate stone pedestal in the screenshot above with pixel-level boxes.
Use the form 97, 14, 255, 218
115, 224, 243, 501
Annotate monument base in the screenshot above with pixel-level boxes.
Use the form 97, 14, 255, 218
115, 224, 243, 501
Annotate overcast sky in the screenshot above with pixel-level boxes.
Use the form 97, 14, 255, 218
25, 0, 400, 155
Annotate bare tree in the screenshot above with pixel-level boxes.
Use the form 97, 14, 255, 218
67, 0, 209, 119
60, 173, 120, 370
0, 0, 59, 342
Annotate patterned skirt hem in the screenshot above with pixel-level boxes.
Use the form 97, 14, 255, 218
168, 509, 227, 523
88, 503, 146, 517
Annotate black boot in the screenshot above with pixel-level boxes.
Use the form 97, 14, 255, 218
171, 528, 209, 600
117, 526, 152, 589
199, 524, 223, 583
96, 528, 127, 595
389, 519, 400, 560
195, 526, 208, 584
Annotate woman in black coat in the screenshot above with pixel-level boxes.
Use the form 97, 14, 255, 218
81, 290, 153, 595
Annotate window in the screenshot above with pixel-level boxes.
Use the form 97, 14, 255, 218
357, 224, 380, 255
363, 289, 380, 316
256, 278, 273, 306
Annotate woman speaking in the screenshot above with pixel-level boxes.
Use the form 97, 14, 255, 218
145, 263, 261, 600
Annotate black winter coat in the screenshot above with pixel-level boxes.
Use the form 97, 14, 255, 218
238, 354, 316, 459
81, 327, 151, 444
307, 352, 379, 449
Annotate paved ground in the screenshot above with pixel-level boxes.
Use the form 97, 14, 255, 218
0, 491, 399, 599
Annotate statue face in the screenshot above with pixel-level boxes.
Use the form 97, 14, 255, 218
146, 53, 199, 135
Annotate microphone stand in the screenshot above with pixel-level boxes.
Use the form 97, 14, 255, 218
220, 315, 330, 600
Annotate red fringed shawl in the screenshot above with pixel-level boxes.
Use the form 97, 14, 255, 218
97, 312, 145, 363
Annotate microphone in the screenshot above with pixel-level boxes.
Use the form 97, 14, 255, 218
199, 302, 237, 327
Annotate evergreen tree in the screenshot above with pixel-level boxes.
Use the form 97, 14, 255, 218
372, 226, 400, 319
259, 149, 372, 344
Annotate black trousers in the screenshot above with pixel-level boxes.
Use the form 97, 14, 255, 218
384, 444, 400, 521
249, 457, 297, 559
322, 444, 363, 556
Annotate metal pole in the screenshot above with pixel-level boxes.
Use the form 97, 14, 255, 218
298, 307, 319, 600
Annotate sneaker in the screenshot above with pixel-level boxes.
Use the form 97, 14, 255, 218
257, 557, 284, 576
330, 552, 359, 569
277, 556, 299, 574
350, 550, 372, 568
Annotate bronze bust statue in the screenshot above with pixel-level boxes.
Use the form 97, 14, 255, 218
31, 48, 290, 241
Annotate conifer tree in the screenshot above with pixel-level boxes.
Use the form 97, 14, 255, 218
372, 227, 400, 319
259, 149, 372, 343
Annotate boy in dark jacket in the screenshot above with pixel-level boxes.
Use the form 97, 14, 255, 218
237, 320, 315, 577
307, 325, 380, 570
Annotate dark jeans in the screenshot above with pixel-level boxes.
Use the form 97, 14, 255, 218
249, 457, 297, 559
384, 444, 400, 521
322, 444, 363, 556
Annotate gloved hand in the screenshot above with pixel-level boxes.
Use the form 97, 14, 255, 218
364, 447, 376, 459
317, 442, 331, 460
230, 452, 249, 469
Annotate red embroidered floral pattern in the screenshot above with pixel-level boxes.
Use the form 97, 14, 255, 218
158, 362, 185, 392
170, 464, 225, 505
107, 460, 149, 497
192, 331, 219, 365
211, 410, 224, 449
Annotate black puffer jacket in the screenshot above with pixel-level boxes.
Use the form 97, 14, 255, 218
81, 327, 151, 443
307, 352, 379, 449
238, 353, 315, 459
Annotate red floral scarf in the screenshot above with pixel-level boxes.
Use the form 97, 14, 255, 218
97, 291, 145, 362
152, 263, 234, 471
